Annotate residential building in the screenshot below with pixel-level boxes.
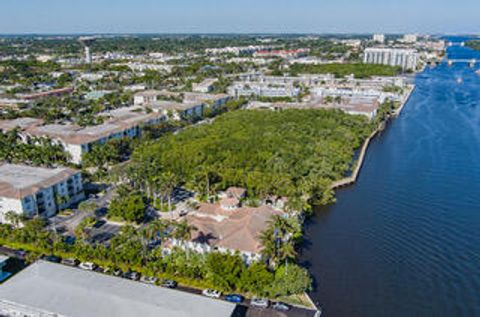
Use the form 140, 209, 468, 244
16, 87, 74, 100
0, 107, 166, 164
170, 188, 285, 264
373, 34, 385, 43
134, 90, 230, 115
0, 261, 237, 317
253, 49, 309, 59
247, 97, 380, 120
0, 164, 85, 223
205, 45, 270, 55
363, 48, 418, 70
192, 78, 217, 93
402, 34, 418, 43
228, 82, 300, 98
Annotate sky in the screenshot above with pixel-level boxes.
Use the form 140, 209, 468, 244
0, 0, 479, 34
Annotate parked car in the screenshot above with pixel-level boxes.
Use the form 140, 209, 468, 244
64, 236, 76, 245
15, 249, 27, 258
94, 266, 104, 273
92, 220, 106, 229
272, 302, 290, 311
42, 255, 61, 263
123, 271, 140, 281
202, 289, 222, 298
79, 262, 97, 271
162, 279, 178, 289
113, 269, 123, 276
140, 276, 158, 284
250, 297, 269, 308
225, 294, 244, 303
61, 258, 79, 267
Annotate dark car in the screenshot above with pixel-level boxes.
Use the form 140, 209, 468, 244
225, 294, 244, 303
61, 258, 79, 267
15, 249, 27, 258
64, 236, 76, 245
123, 271, 140, 281
92, 220, 106, 229
43, 255, 61, 263
162, 279, 178, 289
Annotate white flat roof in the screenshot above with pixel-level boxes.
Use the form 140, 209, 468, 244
0, 261, 236, 317
0, 164, 77, 190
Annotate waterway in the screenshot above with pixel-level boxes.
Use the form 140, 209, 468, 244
301, 37, 480, 317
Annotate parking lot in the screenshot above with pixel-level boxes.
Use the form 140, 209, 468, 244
87, 222, 122, 244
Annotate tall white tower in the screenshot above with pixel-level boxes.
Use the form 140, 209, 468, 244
78, 37, 96, 64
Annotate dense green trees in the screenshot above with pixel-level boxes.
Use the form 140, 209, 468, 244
129, 109, 373, 211
0, 129, 70, 166
466, 40, 480, 51
0, 218, 311, 297
108, 191, 146, 223
289, 63, 402, 78
260, 215, 302, 266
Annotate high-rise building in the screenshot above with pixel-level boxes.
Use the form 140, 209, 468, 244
402, 34, 418, 43
363, 48, 418, 71
373, 34, 385, 43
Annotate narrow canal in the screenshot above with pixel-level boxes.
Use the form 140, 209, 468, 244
301, 38, 480, 317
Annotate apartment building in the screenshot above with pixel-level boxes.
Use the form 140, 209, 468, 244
373, 34, 385, 43
363, 48, 418, 70
192, 78, 217, 93
0, 164, 84, 223
0, 106, 166, 164
228, 82, 300, 98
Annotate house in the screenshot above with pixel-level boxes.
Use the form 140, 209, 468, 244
0, 164, 85, 223
183, 203, 284, 264
225, 187, 246, 200
173, 188, 284, 264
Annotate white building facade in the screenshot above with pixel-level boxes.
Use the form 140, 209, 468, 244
363, 48, 418, 70
0, 164, 85, 223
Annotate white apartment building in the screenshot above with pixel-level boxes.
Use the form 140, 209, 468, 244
373, 34, 385, 43
0, 107, 166, 165
402, 34, 418, 43
192, 78, 217, 93
363, 48, 418, 70
0, 164, 85, 223
228, 82, 300, 98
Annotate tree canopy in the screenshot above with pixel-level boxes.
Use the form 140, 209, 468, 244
130, 109, 373, 210
289, 63, 402, 78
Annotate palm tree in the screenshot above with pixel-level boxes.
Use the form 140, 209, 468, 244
5, 210, 24, 227
260, 215, 300, 267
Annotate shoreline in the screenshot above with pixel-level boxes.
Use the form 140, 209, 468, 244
330, 84, 415, 190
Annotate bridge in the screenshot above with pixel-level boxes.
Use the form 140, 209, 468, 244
446, 59, 477, 67
447, 41, 465, 47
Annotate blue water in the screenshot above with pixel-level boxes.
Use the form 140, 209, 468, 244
302, 38, 480, 317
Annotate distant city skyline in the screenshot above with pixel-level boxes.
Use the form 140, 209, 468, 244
0, 0, 479, 34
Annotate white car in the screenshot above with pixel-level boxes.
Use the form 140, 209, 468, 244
140, 276, 158, 284
79, 262, 97, 271
202, 289, 222, 298
250, 297, 269, 308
